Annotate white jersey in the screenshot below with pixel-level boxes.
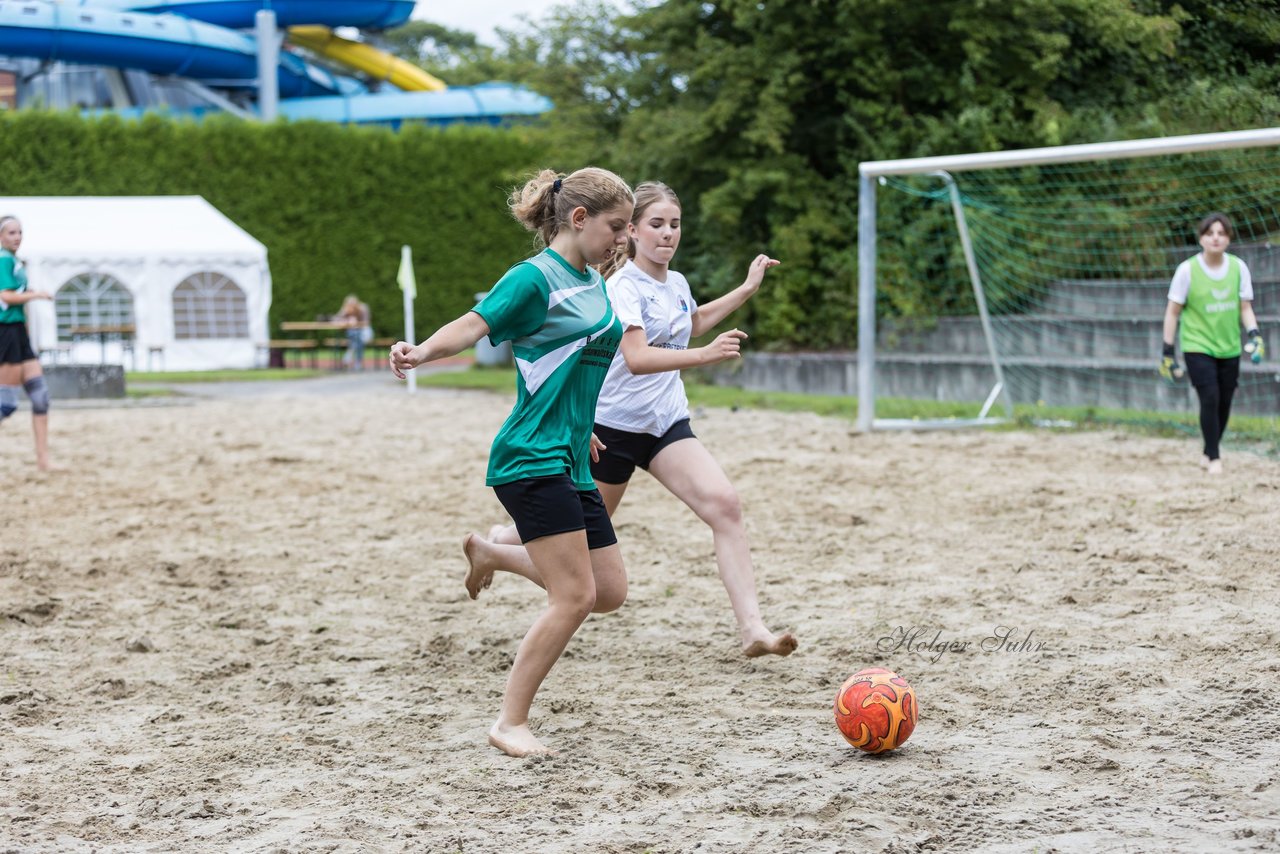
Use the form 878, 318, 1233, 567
1167, 253, 1253, 305
595, 260, 698, 435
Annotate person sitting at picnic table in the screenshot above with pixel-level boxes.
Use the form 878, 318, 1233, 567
335, 295, 373, 371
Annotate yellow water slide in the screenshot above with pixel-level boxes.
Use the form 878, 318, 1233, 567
287, 26, 446, 91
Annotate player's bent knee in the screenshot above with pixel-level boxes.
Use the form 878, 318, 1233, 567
704, 488, 743, 526
24, 376, 50, 415
556, 587, 597, 621
592, 579, 628, 613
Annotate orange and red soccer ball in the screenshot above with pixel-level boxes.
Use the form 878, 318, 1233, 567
834, 667, 918, 753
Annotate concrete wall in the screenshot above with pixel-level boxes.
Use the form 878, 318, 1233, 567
701, 247, 1280, 417
882, 315, 1277, 361
698, 263, 1280, 416
699, 350, 1280, 416
44, 365, 126, 399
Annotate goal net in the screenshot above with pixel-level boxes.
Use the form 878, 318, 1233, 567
857, 129, 1280, 451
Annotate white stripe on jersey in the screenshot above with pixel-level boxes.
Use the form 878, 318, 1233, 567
516, 322, 619, 396
548, 282, 599, 309
517, 337, 586, 396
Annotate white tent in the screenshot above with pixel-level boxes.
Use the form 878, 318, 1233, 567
0, 196, 271, 371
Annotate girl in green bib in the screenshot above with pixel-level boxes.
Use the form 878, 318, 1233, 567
390, 167, 634, 757
1160, 213, 1264, 475
0, 215, 56, 471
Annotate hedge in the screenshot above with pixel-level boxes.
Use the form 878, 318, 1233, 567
0, 111, 548, 339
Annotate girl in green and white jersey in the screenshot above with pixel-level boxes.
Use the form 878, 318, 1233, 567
0, 215, 55, 471
480, 182, 796, 659
1160, 212, 1265, 475
390, 167, 634, 758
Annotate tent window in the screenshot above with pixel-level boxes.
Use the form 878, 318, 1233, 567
55, 272, 135, 338
173, 272, 249, 339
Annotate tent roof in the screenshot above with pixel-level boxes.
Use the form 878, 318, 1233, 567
0, 196, 267, 264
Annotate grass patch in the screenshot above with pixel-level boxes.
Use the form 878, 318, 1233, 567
416, 369, 991, 419
416, 366, 518, 391
684, 384, 995, 420
417, 364, 1280, 455
127, 368, 325, 383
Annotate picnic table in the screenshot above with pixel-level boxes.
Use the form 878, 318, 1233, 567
273, 320, 354, 368
278, 320, 354, 335
70, 323, 136, 366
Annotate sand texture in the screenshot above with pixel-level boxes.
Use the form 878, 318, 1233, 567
3, 377, 1279, 852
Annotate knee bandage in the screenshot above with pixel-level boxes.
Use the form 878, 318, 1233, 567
23, 376, 49, 415
0, 385, 18, 420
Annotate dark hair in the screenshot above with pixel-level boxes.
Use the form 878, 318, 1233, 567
509, 167, 633, 247
597, 181, 682, 280
1197, 212, 1234, 239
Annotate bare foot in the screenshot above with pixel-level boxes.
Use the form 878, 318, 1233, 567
1206, 459, 1223, 475
462, 533, 494, 600
487, 524, 506, 542
743, 631, 798, 658
1201, 455, 1211, 470
488, 722, 556, 758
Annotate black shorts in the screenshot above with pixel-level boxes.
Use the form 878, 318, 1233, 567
493, 474, 617, 550
591, 419, 696, 485
0, 322, 36, 365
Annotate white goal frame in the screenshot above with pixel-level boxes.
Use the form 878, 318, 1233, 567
856, 126, 1280, 432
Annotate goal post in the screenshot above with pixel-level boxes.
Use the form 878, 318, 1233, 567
856, 126, 1280, 433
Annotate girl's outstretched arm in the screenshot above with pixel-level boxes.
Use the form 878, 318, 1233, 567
618, 326, 747, 375
0, 289, 52, 305
691, 254, 779, 336
390, 311, 490, 378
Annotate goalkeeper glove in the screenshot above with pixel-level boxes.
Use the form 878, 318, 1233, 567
1244, 328, 1266, 364
1158, 342, 1184, 384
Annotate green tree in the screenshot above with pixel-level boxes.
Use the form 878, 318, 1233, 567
375, 21, 493, 74
450, 1, 652, 165
602, 0, 1279, 346
388, 0, 1280, 347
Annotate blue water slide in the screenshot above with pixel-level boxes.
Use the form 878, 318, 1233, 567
0, 1, 348, 97
0, 0, 552, 123
60, 0, 415, 30
279, 82, 553, 124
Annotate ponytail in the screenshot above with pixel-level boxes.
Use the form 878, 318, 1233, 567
509, 167, 632, 247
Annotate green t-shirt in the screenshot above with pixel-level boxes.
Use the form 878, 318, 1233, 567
0, 249, 28, 324
474, 249, 624, 490
1181, 253, 1242, 359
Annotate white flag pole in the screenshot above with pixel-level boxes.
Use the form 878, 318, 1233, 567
399, 245, 417, 395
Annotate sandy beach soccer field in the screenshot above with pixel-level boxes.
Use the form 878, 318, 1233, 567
3, 376, 1279, 852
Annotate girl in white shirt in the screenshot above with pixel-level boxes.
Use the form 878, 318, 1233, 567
469, 182, 796, 658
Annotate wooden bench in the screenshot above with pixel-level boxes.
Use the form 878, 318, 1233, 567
260, 339, 319, 369
39, 343, 74, 365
